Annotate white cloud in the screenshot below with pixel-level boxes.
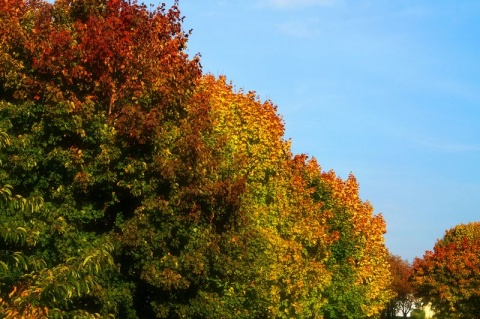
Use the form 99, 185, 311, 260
257, 0, 334, 9
419, 140, 480, 153
389, 124, 480, 154
276, 21, 319, 37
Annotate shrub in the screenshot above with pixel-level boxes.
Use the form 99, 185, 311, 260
410, 309, 426, 319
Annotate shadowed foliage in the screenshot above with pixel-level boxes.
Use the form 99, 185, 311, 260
0, 0, 392, 317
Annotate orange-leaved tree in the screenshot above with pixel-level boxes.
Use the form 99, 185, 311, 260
175, 75, 335, 318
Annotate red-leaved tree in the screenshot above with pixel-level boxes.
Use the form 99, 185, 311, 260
412, 222, 480, 319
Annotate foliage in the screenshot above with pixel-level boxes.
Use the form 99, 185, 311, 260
316, 172, 393, 318
412, 222, 480, 319
410, 309, 425, 319
178, 76, 335, 318
0, 0, 393, 317
381, 254, 415, 318
1, 0, 200, 316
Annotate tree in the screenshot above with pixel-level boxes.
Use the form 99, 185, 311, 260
140, 75, 336, 318
382, 254, 415, 319
412, 222, 480, 319
1, 0, 394, 317
312, 171, 394, 318
1, 0, 201, 317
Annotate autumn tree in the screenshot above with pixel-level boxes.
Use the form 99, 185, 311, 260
1, 0, 201, 316
140, 75, 336, 318
314, 172, 394, 319
382, 254, 415, 319
412, 222, 480, 319
190, 76, 392, 318
1, 0, 394, 317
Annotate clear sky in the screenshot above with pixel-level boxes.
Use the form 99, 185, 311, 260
160, 0, 480, 261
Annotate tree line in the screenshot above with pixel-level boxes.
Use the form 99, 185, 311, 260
0, 0, 479, 318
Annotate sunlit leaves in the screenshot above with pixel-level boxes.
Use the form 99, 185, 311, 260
412, 222, 480, 319
0, 0, 394, 317
318, 171, 393, 318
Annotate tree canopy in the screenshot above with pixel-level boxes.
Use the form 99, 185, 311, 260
381, 254, 414, 319
412, 222, 480, 319
0, 0, 393, 318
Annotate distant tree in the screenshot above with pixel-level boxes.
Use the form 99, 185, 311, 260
412, 222, 480, 319
381, 254, 414, 318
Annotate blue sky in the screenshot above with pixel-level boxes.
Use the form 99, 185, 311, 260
160, 0, 480, 261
